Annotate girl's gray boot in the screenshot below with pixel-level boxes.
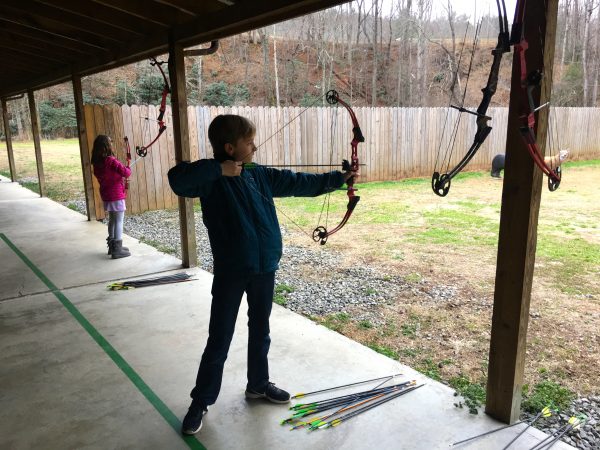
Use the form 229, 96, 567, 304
107, 237, 128, 255
111, 240, 131, 259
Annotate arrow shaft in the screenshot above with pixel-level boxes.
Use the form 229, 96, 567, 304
291, 373, 402, 399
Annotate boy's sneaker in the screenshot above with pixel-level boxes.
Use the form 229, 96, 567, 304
181, 402, 208, 435
245, 382, 290, 404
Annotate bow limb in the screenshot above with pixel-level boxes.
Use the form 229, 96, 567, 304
312, 90, 363, 245
432, 0, 510, 197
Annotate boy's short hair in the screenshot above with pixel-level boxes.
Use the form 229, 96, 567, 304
208, 115, 256, 162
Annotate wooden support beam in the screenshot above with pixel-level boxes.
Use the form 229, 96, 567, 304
1, 98, 17, 182
27, 90, 46, 197
72, 74, 96, 221
486, 0, 559, 423
168, 38, 197, 268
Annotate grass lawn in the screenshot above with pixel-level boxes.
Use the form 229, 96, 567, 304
0, 138, 84, 201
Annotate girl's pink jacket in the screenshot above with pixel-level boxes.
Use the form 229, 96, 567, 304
93, 156, 131, 202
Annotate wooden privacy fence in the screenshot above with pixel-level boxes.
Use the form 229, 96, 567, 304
84, 104, 600, 218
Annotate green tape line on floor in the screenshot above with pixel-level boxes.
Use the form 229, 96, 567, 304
0, 233, 206, 450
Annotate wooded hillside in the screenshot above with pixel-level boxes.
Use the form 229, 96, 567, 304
1, 0, 596, 140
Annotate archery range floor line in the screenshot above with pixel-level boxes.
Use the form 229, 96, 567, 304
0, 233, 206, 450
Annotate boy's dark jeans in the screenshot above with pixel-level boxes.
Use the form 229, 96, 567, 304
191, 271, 275, 407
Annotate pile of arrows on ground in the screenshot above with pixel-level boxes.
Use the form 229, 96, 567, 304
281, 374, 424, 431
107, 272, 194, 290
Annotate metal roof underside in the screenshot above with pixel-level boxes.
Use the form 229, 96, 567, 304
0, 0, 348, 98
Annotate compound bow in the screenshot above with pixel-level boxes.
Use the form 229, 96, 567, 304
432, 0, 511, 197
135, 57, 170, 158
511, 0, 562, 191
312, 90, 364, 245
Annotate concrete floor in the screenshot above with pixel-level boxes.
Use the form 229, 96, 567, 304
0, 178, 574, 450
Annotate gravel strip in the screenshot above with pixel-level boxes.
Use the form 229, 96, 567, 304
522, 397, 600, 449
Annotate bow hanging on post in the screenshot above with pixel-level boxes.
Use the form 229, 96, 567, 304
135, 57, 170, 158
432, 0, 511, 197
511, 0, 563, 191
311, 90, 363, 245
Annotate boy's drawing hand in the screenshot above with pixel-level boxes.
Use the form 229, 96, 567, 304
221, 160, 243, 177
344, 170, 360, 183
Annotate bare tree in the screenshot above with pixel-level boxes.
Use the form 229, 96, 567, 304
560, 0, 572, 72
273, 25, 281, 107
572, 0, 582, 64
416, 0, 433, 104
593, 5, 600, 104
582, 0, 599, 105
396, 0, 413, 106
258, 28, 273, 105
371, 0, 380, 105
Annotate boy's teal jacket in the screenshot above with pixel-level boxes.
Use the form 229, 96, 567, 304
168, 159, 345, 274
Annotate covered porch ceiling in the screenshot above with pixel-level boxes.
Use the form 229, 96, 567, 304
0, 0, 348, 98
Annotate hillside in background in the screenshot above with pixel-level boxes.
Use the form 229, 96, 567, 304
78, 36, 515, 109
1, 1, 593, 140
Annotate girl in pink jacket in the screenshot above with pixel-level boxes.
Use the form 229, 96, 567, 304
91, 135, 131, 259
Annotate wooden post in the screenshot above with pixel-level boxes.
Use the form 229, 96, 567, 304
169, 38, 198, 268
1, 98, 17, 182
27, 90, 46, 197
72, 74, 96, 221
486, 0, 559, 423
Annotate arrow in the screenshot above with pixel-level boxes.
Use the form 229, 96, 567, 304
501, 407, 553, 450
291, 373, 402, 399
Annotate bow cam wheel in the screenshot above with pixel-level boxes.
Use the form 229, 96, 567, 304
136, 146, 148, 157
312, 226, 328, 245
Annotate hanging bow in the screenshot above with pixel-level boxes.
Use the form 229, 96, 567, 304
432, 1, 511, 197
135, 57, 170, 158
312, 90, 363, 245
511, 0, 562, 191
